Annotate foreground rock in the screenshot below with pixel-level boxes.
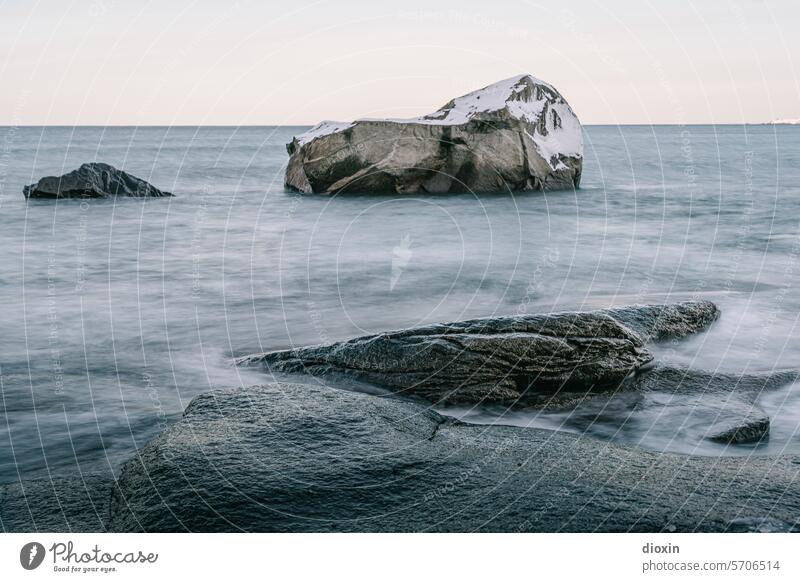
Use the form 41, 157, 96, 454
23, 162, 172, 199
285, 74, 582, 194
106, 382, 800, 532
237, 301, 719, 407
727, 517, 798, 533
0, 472, 112, 532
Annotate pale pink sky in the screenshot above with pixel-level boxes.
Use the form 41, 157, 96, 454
1, 0, 797, 125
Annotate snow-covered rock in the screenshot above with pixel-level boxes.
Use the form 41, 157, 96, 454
285, 74, 583, 194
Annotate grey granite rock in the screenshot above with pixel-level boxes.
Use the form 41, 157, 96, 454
106, 382, 800, 532
237, 302, 719, 407
23, 162, 172, 199
602, 300, 720, 341
285, 75, 582, 194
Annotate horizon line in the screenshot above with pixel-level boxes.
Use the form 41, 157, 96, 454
0, 122, 794, 128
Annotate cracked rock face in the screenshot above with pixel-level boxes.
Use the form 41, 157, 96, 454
238, 301, 719, 407
285, 74, 582, 194
23, 162, 173, 199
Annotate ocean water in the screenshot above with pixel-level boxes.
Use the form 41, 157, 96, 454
1, 124, 800, 484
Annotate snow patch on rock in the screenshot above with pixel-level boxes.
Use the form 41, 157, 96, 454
293, 74, 583, 165
296, 120, 355, 146
388, 74, 550, 126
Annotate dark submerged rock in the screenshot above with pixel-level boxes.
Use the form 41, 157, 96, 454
631, 365, 798, 395
237, 301, 718, 407
23, 162, 172, 199
628, 366, 796, 444
706, 411, 770, 444
107, 382, 800, 532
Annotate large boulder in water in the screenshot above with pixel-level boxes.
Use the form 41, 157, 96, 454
237, 301, 720, 407
285, 74, 583, 194
23, 162, 172, 199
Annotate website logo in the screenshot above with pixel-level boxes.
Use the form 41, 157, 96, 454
20, 542, 46, 570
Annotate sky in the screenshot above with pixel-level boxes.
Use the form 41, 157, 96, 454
0, 0, 797, 125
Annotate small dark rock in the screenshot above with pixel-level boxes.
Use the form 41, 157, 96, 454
706, 412, 770, 444
23, 162, 172, 199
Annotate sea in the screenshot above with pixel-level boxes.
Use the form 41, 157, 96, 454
1, 124, 800, 485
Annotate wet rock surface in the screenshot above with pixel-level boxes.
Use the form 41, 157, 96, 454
23, 162, 172, 199
602, 300, 720, 341
629, 366, 796, 445
726, 517, 798, 533
5, 300, 795, 533
285, 74, 582, 194
0, 472, 112, 532
706, 411, 770, 444
237, 301, 719, 407
438, 364, 794, 455
105, 382, 800, 532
